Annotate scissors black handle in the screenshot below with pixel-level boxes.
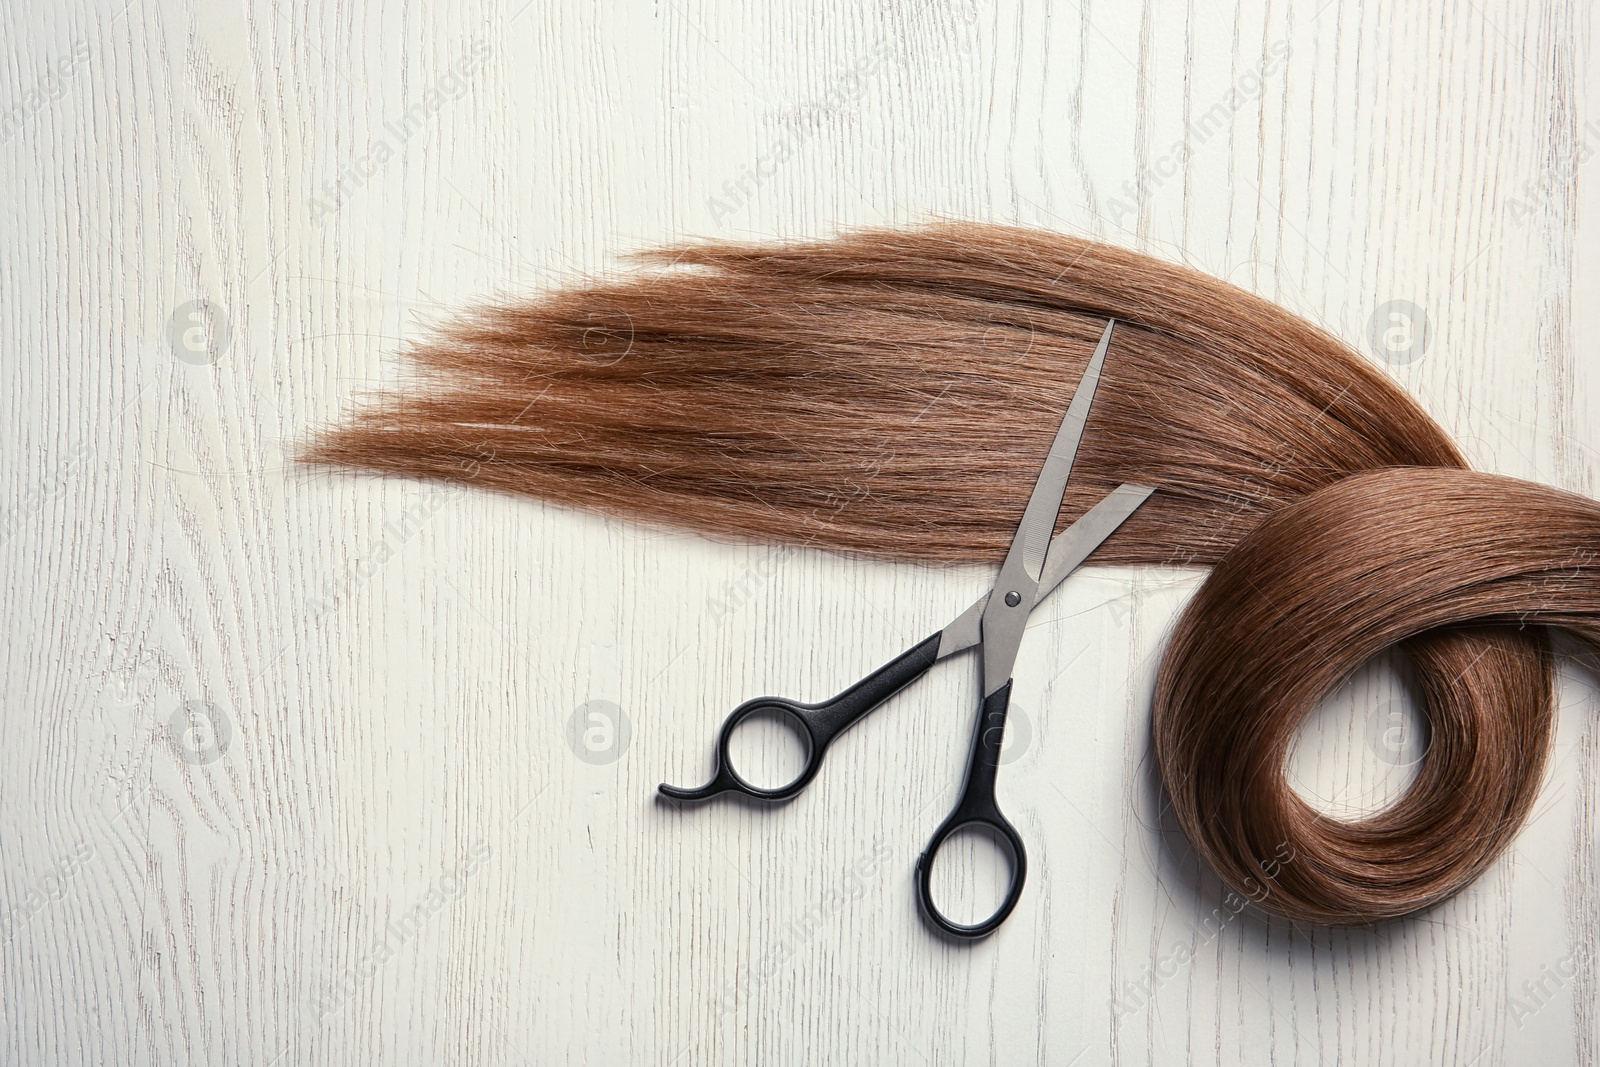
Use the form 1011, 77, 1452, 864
914, 679, 1028, 939
658, 632, 944, 803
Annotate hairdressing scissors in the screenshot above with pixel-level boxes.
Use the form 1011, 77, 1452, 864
659, 320, 1152, 939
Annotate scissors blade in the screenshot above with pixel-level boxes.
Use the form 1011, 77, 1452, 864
936, 483, 1152, 658
978, 319, 1117, 693
1012, 318, 1114, 580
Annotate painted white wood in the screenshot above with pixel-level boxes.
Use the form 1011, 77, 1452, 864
1, 0, 1596, 1063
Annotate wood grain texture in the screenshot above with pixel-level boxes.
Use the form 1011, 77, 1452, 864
1, 0, 1597, 1063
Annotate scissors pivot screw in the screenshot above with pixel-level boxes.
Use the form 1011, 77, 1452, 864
1003, 590, 1022, 607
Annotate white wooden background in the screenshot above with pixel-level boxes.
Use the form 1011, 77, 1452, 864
3, 0, 1598, 1063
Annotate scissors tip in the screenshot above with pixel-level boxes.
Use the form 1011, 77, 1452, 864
1091, 318, 1116, 359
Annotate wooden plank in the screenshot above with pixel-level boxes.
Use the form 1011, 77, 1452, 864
0, 0, 1595, 1063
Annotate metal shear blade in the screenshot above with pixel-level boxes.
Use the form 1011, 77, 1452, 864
977, 317, 1116, 696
